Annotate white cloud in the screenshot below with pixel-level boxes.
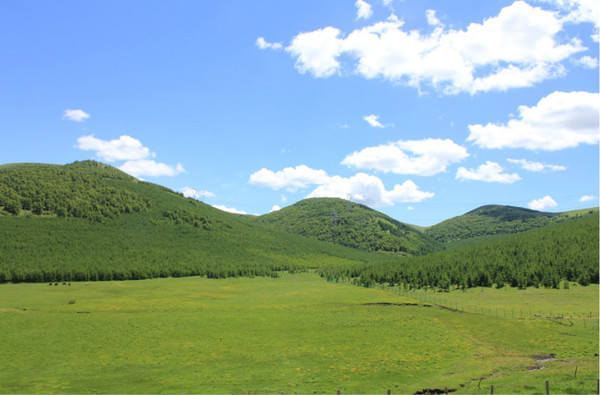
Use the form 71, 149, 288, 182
249, 165, 434, 207
282, 1, 585, 94
76, 134, 184, 178
342, 138, 469, 176
213, 205, 247, 215
572, 55, 598, 68
180, 187, 215, 200
507, 158, 566, 172
76, 135, 152, 162
456, 161, 521, 184
119, 160, 185, 178
528, 195, 558, 210
270, 205, 282, 212
363, 114, 384, 128
355, 0, 373, 20
579, 195, 596, 202
256, 37, 282, 50
248, 165, 330, 192
63, 109, 90, 122
468, 91, 600, 151
543, 0, 600, 41
285, 26, 344, 78
425, 9, 442, 27
306, 173, 434, 206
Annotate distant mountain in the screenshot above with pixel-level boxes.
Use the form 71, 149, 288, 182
255, 198, 441, 256
425, 204, 599, 244
0, 161, 382, 283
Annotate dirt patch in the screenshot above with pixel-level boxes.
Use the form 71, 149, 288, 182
361, 302, 432, 307
0, 308, 27, 313
529, 353, 569, 371
532, 353, 556, 362
527, 363, 546, 371
414, 388, 456, 394
433, 304, 463, 313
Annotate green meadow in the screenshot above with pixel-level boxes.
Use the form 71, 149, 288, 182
1, 273, 597, 394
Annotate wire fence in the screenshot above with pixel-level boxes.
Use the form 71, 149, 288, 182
245, 379, 600, 394
381, 286, 599, 326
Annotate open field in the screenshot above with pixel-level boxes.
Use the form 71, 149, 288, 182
0, 273, 598, 394
390, 283, 598, 319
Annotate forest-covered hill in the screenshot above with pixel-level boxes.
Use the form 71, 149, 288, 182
425, 204, 598, 244
255, 198, 441, 256
1, 161, 597, 288
0, 161, 385, 282
320, 213, 599, 290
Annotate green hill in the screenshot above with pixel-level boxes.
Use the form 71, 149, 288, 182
320, 213, 600, 289
255, 198, 441, 256
0, 161, 384, 283
425, 204, 598, 244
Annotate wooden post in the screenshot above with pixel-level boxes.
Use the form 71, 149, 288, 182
574, 365, 578, 378
337, 391, 340, 395
445, 387, 448, 395
490, 384, 493, 394
387, 390, 391, 395
546, 380, 549, 395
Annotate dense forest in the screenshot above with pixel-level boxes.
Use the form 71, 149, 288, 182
425, 204, 595, 244
0, 161, 384, 283
0, 161, 151, 221
256, 198, 441, 255
319, 214, 599, 290
1, 161, 598, 289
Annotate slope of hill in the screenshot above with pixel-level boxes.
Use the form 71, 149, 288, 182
425, 204, 598, 244
255, 198, 441, 256
0, 161, 384, 283
320, 213, 600, 289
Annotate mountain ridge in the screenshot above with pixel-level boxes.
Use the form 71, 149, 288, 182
1, 160, 597, 256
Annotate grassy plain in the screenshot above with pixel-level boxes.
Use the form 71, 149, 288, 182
0, 273, 597, 394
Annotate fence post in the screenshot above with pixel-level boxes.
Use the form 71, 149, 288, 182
445, 387, 448, 395
387, 390, 391, 395
490, 384, 493, 394
546, 380, 549, 395
337, 390, 340, 395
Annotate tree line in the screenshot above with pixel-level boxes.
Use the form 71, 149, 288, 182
319, 214, 599, 290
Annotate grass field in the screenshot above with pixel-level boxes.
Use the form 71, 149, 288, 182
0, 273, 597, 394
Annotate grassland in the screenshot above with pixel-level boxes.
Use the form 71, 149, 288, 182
1, 273, 597, 394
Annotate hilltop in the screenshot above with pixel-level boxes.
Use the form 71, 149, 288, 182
425, 204, 598, 244
255, 198, 441, 256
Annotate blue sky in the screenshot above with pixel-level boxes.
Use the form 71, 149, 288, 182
1, 0, 598, 226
